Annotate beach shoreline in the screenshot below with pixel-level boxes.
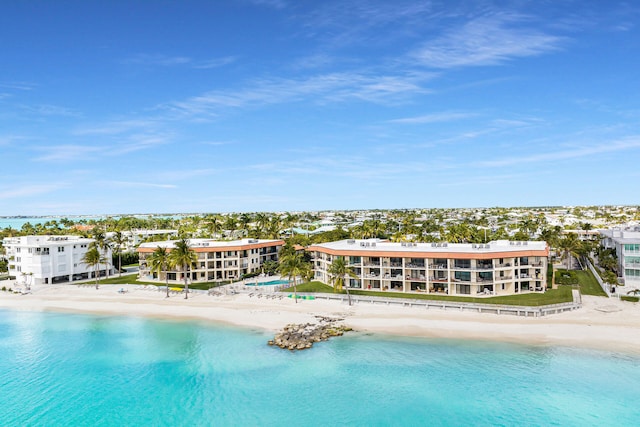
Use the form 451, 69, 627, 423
1, 284, 639, 354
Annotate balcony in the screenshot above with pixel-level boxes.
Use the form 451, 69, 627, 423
406, 263, 425, 269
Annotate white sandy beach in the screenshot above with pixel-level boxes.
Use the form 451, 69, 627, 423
1, 283, 640, 354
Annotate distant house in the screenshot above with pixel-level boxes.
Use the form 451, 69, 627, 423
2, 235, 113, 285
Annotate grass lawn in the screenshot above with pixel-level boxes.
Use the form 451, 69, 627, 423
284, 281, 574, 306
556, 269, 607, 297
93, 274, 229, 290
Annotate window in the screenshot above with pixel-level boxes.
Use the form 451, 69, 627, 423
16, 248, 21, 253
16, 257, 21, 262
58, 247, 65, 252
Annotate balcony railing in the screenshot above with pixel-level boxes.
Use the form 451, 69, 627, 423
406, 263, 426, 269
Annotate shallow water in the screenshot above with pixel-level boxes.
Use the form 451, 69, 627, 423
1, 309, 639, 426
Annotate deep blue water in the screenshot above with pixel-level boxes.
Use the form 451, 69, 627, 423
1, 309, 639, 426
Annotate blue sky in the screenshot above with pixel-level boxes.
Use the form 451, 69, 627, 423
1, 0, 639, 216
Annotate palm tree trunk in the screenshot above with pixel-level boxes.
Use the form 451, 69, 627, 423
165, 265, 170, 298
344, 275, 352, 306
118, 252, 122, 278
293, 277, 297, 303
95, 266, 99, 289
184, 265, 189, 299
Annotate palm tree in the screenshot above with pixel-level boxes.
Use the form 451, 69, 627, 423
278, 252, 307, 303
92, 229, 112, 279
82, 247, 104, 289
328, 256, 358, 306
203, 214, 223, 238
559, 233, 580, 270
168, 238, 197, 299
110, 230, 126, 277
148, 246, 171, 298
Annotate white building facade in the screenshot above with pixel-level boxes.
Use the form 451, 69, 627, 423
308, 239, 549, 297
2, 235, 113, 285
138, 238, 284, 284
600, 228, 640, 285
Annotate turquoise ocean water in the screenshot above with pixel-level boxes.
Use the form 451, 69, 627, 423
1, 309, 639, 426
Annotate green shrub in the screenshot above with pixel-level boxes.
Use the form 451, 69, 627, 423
555, 270, 579, 285
621, 296, 639, 303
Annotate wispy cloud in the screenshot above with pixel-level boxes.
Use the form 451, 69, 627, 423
201, 140, 234, 146
73, 119, 160, 136
193, 56, 238, 69
104, 181, 178, 189
477, 136, 640, 167
300, 0, 435, 47
162, 71, 432, 118
111, 133, 172, 155
123, 54, 237, 69
32, 145, 102, 162
412, 13, 565, 69
246, 0, 287, 9
0, 183, 66, 200
389, 111, 477, 124
156, 168, 218, 181
0, 81, 36, 91
124, 54, 191, 66
20, 103, 80, 117
0, 135, 26, 146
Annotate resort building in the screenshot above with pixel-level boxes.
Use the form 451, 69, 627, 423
2, 235, 112, 285
308, 239, 549, 296
600, 228, 640, 285
137, 238, 284, 284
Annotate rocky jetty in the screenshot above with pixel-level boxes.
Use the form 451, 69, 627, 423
268, 316, 352, 351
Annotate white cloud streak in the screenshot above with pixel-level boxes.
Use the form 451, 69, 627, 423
389, 111, 477, 124
0, 183, 66, 200
412, 13, 565, 69
477, 137, 640, 167
105, 181, 178, 189
162, 71, 432, 118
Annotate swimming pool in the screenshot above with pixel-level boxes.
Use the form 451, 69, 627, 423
248, 279, 290, 286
